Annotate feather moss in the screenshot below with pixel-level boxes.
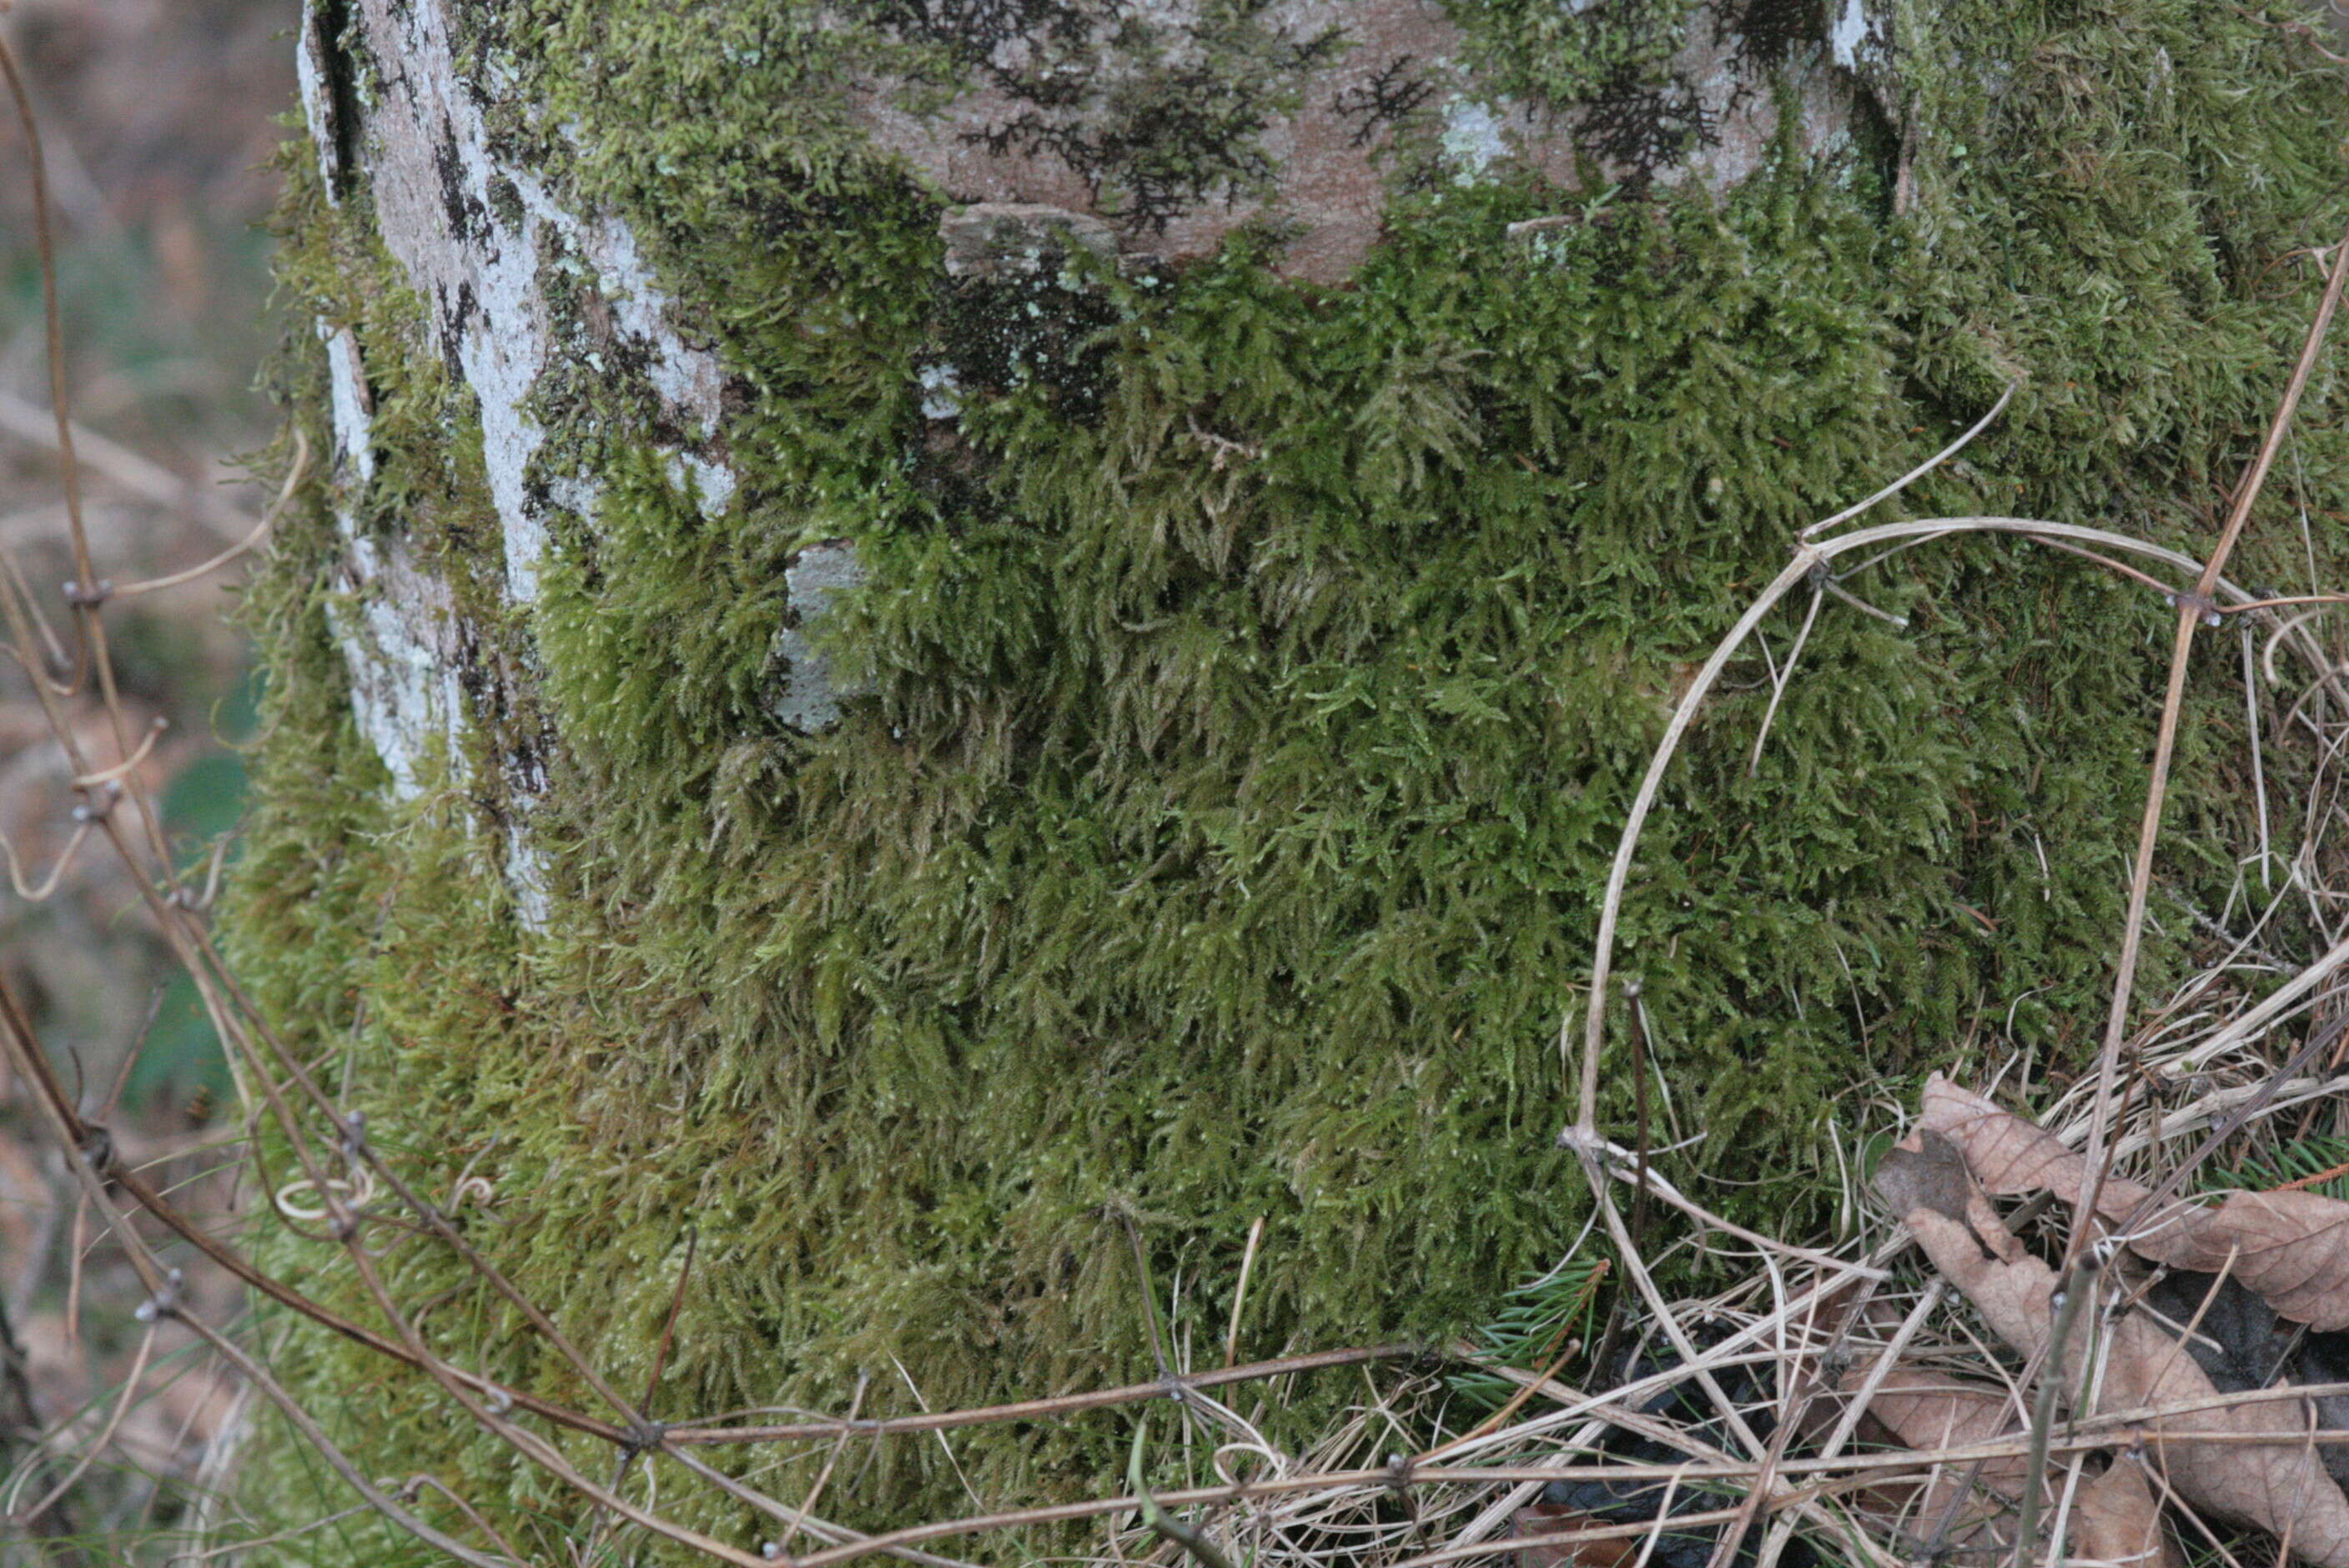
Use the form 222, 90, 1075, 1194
227, 1, 2349, 1555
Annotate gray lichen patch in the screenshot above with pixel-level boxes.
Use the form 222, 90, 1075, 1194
294, 3, 350, 204
661, 450, 738, 521
1436, 94, 1513, 183
322, 0, 735, 611
771, 542, 868, 733
294, 0, 895, 920
326, 532, 469, 802
318, 323, 376, 485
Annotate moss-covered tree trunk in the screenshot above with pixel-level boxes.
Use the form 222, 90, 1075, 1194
241, 0, 2346, 1553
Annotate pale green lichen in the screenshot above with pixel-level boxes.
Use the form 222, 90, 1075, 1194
228, 1, 2349, 1557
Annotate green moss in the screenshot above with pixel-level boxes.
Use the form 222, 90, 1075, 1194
1441, 0, 1705, 115
229, 1, 2349, 1557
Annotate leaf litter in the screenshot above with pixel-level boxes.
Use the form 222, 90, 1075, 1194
1875, 1116, 2349, 1565
1919, 1077, 2349, 1331
1451, 1050, 2349, 1568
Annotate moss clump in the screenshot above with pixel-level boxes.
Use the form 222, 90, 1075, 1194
228, 0, 2349, 1557
1442, 0, 1706, 119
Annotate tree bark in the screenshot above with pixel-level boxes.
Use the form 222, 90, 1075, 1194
238, 0, 2348, 1548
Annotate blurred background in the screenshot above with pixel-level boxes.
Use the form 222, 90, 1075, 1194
0, 0, 296, 1556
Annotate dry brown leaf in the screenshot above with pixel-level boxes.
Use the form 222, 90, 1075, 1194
2067, 1457, 2180, 1568
1508, 1505, 1640, 1567
1919, 1075, 2349, 1329
1859, 1369, 2029, 1489
1833, 1366, 2026, 1554
1875, 1129, 2349, 1566
1838, 1369, 2179, 1566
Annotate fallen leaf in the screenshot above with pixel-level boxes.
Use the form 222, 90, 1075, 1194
1832, 1366, 2026, 1555
2140, 1269, 2349, 1493
1875, 1128, 2349, 1566
1859, 1368, 2029, 1488
1919, 1076, 2349, 1330
1510, 1505, 1640, 1567
1836, 1367, 2181, 1565
2067, 1456, 2180, 1568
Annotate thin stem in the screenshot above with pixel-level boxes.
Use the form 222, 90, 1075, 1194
108, 429, 308, 600
1749, 588, 1824, 776
2010, 1251, 2099, 1567
1223, 1215, 1265, 1368
2070, 218, 2349, 1272
12, 1322, 157, 1528
669, 1344, 1418, 1445
1572, 513, 2272, 1144
1800, 379, 2020, 540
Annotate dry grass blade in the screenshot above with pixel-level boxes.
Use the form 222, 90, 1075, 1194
2066, 213, 2349, 1300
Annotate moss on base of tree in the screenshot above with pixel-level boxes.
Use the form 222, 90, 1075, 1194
226, 2, 2347, 1556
